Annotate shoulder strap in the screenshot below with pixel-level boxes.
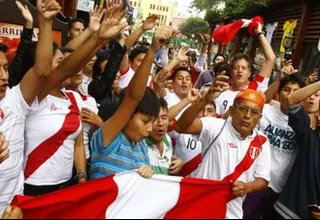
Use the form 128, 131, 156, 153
201, 120, 227, 160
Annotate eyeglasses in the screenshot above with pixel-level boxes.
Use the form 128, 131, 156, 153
234, 102, 261, 118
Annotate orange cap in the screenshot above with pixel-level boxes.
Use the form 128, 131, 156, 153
235, 89, 265, 109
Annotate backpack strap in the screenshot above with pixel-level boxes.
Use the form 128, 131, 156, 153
201, 120, 227, 160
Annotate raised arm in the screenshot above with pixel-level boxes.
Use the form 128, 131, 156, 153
125, 15, 159, 49
168, 88, 200, 121
65, 5, 105, 50
19, 0, 61, 106
264, 64, 297, 103
255, 23, 276, 79
287, 80, 320, 106
194, 34, 211, 72
101, 26, 176, 146
153, 46, 189, 97
9, 1, 34, 88
38, 3, 128, 102
175, 75, 230, 135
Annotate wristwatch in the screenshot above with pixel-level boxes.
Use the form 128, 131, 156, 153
256, 31, 265, 37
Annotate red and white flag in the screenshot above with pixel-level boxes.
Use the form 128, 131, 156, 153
213, 16, 264, 45
12, 171, 235, 219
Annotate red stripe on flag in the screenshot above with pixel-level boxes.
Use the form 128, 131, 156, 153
223, 135, 267, 182
12, 175, 119, 219
24, 92, 81, 179
179, 154, 201, 177
164, 178, 234, 219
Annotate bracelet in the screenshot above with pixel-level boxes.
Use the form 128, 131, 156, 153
256, 32, 265, 38
76, 171, 87, 180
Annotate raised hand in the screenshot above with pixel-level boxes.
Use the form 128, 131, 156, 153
187, 88, 200, 103
254, 22, 263, 35
206, 75, 230, 102
142, 14, 160, 31
199, 33, 211, 45
280, 64, 298, 79
98, 3, 129, 40
177, 46, 189, 62
152, 26, 178, 50
16, 1, 33, 27
36, 0, 61, 20
153, 68, 172, 97
88, 5, 105, 32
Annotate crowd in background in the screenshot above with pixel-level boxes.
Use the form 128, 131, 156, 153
0, 0, 319, 219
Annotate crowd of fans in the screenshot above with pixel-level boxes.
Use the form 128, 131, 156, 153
0, 0, 319, 219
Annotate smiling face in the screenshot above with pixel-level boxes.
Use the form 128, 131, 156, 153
149, 107, 169, 143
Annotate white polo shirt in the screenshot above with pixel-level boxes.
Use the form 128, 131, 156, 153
119, 67, 153, 89
0, 86, 38, 216
259, 103, 297, 193
195, 117, 271, 219
215, 75, 269, 116
24, 90, 83, 186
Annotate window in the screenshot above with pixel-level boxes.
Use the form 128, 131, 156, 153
157, 5, 159, 10
164, 16, 167, 24
150, 4, 152, 9
153, 5, 155, 9
134, 1, 136, 7
139, 2, 141, 7
166, 7, 169, 12
160, 6, 162, 11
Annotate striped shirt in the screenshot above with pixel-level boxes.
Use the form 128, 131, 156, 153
145, 135, 173, 175
90, 129, 150, 179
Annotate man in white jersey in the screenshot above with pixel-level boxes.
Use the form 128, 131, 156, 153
0, 0, 61, 215
215, 23, 276, 116
243, 72, 306, 218
176, 76, 271, 219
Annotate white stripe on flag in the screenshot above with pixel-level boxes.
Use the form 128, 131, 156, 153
106, 172, 182, 219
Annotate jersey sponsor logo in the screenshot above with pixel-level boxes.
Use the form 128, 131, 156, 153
0, 107, 5, 120
228, 143, 237, 148
249, 146, 260, 160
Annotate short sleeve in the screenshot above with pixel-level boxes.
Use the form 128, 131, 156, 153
11, 85, 38, 115
87, 96, 99, 114
90, 128, 121, 157
253, 139, 271, 182
288, 105, 311, 140
196, 117, 226, 153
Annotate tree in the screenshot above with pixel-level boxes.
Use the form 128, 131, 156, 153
179, 17, 210, 38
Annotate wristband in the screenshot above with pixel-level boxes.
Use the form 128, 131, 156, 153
76, 171, 87, 181
256, 31, 265, 38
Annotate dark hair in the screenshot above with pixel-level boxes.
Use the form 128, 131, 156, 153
119, 87, 160, 118
68, 18, 85, 30
0, 43, 8, 53
129, 46, 148, 62
171, 67, 192, 80
159, 97, 168, 110
214, 62, 232, 78
279, 74, 306, 93
92, 51, 111, 80
213, 53, 225, 63
140, 42, 151, 47
60, 47, 74, 54
231, 54, 252, 72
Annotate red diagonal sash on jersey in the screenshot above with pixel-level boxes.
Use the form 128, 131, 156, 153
223, 135, 267, 182
24, 92, 80, 180
179, 154, 201, 177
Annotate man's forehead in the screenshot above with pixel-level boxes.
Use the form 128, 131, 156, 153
236, 99, 262, 110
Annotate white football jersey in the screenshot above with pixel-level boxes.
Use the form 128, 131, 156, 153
119, 67, 153, 89
215, 75, 269, 116
0, 86, 38, 216
78, 91, 98, 159
195, 117, 271, 219
24, 90, 83, 186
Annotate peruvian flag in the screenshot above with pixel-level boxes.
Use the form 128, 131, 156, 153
213, 16, 264, 45
11, 171, 235, 219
